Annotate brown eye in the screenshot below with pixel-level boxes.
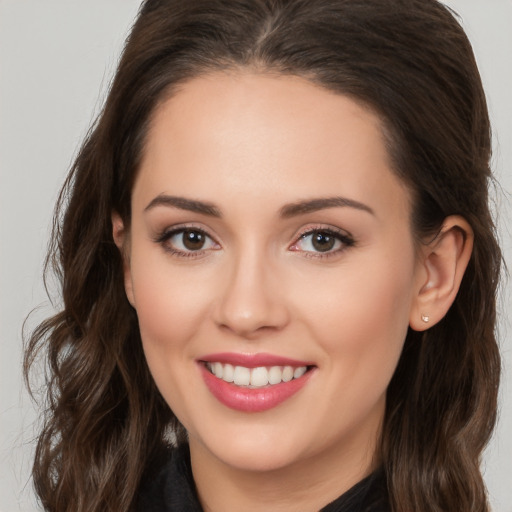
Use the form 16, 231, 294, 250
182, 230, 206, 250
311, 231, 336, 252
159, 228, 219, 256
290, 228, 354, 256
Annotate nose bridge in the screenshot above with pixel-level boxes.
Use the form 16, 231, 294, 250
214, 241, 289, 337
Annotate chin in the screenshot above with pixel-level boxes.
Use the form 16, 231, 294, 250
189, 423, 309, 473
215, 443, 302, 473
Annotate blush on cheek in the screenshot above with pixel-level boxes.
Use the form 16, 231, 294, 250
132, 268, 188, 328
302, 270, 411, 396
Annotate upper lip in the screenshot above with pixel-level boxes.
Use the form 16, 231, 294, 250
198, 352, 315, 368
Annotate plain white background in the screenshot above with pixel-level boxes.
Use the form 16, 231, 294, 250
0, 1, 510, 511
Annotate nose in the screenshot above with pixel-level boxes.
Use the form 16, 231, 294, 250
213, 249, 290, 338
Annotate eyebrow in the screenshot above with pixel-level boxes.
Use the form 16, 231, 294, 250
279, 197, 374, 218
144, 194, 374, 218
144, 195, 222, 217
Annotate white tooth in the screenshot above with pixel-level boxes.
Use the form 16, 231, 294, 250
293, 366, 307, 378
282, 366, 294, 382
213, 362, 223, 379
268, 366, 283, 385
223, 363, 234, 382
250, 367, 269, 387
206, 362, 213, 373
233, 366, 251, 386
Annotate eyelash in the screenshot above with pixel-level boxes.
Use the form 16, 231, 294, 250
153, 225, 355, 259
154, 225, 219, 259
289, 226, 355, 259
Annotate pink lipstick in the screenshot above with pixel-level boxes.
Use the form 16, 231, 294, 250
198, 353, 315, 413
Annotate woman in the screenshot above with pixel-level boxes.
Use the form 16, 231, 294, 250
25, 0, 502, 511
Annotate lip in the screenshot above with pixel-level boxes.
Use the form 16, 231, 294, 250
199, 352, 314, 368
197, 353, 316, 413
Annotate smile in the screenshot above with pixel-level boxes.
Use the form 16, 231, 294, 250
205, 362, 308, 388
198, 353, 315, 412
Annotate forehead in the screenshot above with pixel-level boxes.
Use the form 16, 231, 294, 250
134, 71, 411, 220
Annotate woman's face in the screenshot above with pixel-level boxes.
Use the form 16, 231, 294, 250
121, 72, 424, 476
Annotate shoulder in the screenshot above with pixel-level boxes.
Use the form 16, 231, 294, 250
136, 443, 203, 512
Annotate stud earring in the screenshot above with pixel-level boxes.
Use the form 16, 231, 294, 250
421, 314, 430, 323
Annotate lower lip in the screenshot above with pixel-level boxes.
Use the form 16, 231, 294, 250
199, 364, 314, 413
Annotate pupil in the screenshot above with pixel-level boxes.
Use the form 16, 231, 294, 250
312, 232, 335, 252
183, 230, 205, 250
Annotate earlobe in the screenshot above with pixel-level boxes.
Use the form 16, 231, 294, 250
409, 216, 473, 331
111, 212, 136, 307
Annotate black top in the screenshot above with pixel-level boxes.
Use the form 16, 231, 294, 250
137, 444, 390, 512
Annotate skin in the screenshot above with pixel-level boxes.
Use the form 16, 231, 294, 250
113, 72, 473, 511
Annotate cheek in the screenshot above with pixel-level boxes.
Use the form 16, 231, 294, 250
128, 252, 217, 425
295, 251, 415, 380
128, 248, 215, 354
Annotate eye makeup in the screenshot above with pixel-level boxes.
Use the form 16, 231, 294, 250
152, 221, 355, 261
153, 224, 220, 259
289, 225, 356, 260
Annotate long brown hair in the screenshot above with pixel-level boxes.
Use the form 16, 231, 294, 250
25, 1, 502, 510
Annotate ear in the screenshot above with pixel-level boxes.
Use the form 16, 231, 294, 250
409, 215, 473, 331
112, 212, 135, 307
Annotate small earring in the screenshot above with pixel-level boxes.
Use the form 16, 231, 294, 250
421, 314, 430, 323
